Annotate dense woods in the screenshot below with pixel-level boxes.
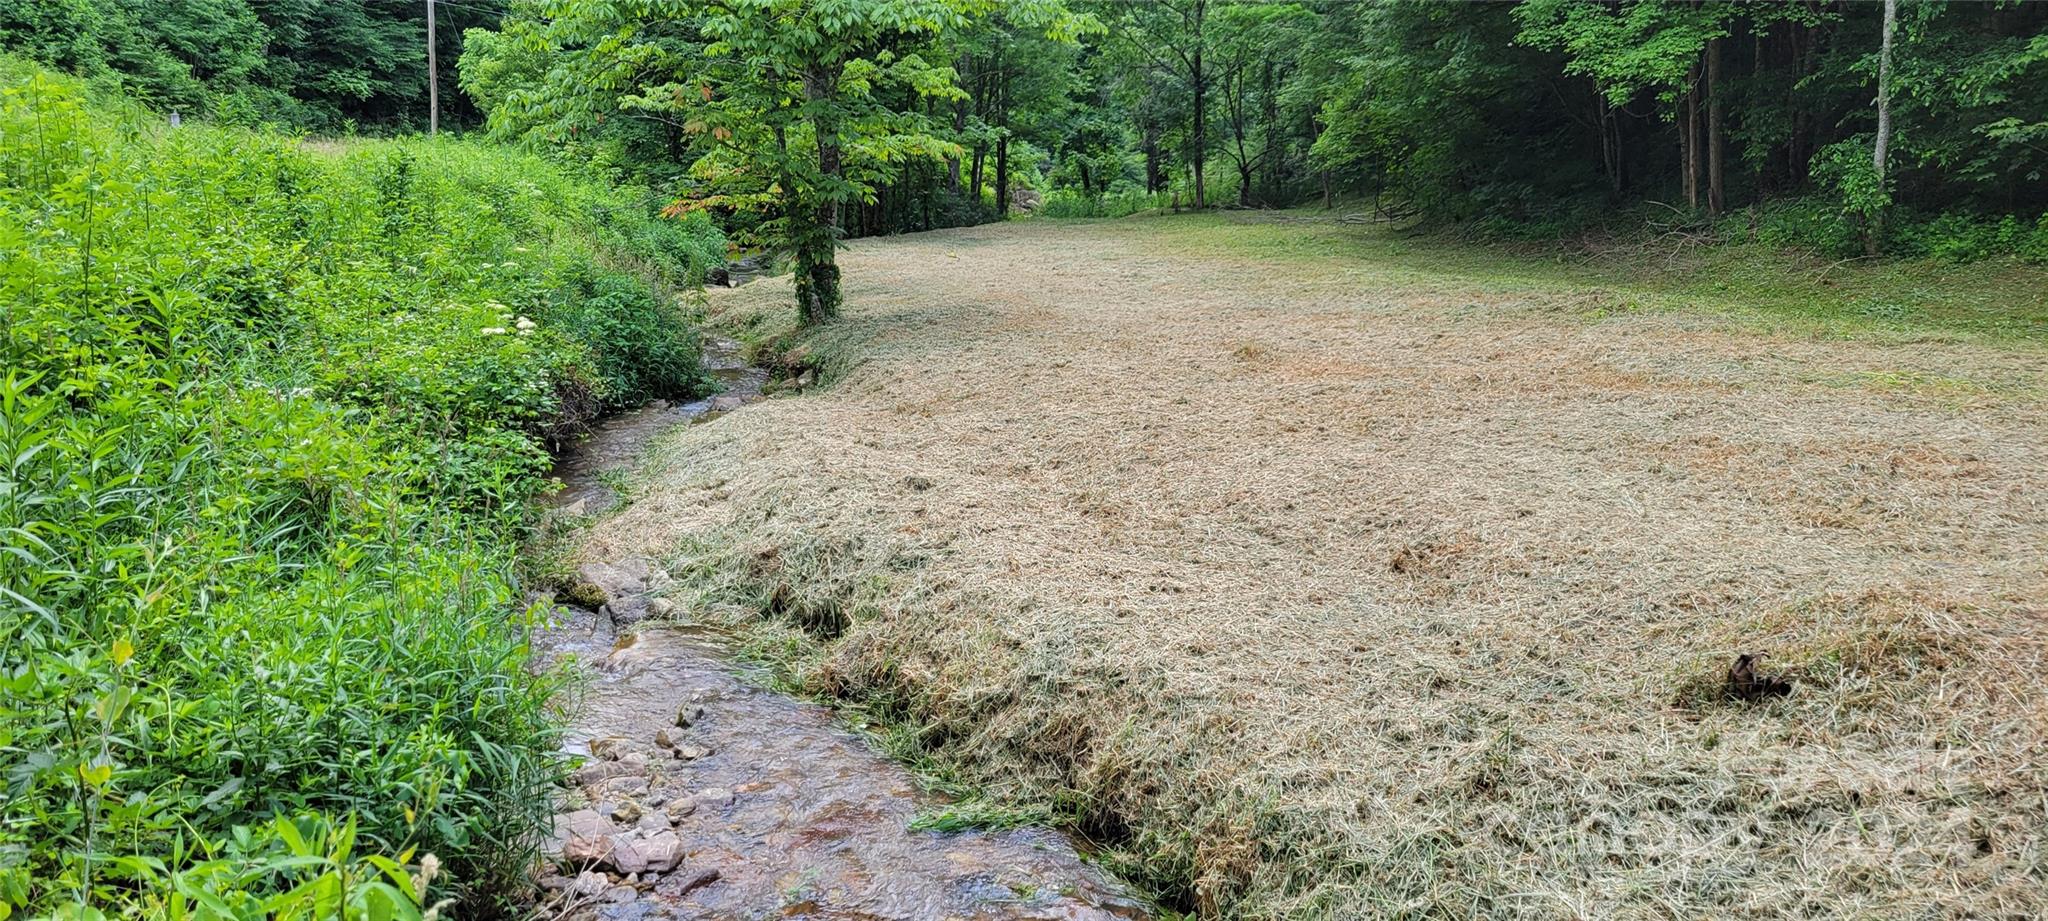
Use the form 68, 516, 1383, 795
447, 0, 2048, 320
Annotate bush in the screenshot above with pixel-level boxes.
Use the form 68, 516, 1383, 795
1038, 188, 1170, 218
0, 61, 712, 916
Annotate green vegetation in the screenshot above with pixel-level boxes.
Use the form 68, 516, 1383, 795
1134, 212, 2048, 344
0, 0, 499, 131
0, 60, 717, 917
457, 0, 2046, 311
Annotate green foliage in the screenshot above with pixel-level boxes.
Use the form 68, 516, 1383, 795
0, 0, 498, 131
0, 61, 713, 917
1037, 188, 1167, 219
468, 0, 1092, 324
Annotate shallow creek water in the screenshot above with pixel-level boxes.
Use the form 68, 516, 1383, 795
531, 337, 1150, 921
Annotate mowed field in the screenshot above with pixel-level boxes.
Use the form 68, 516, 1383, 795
588, 214, 2048, 919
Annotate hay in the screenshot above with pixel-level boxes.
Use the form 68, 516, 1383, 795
585, 216, 2048, 919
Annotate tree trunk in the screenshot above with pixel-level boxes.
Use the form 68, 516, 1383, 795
995, 60, 1011, 217
1682, 65, 1699, 210
1707, 38, 1725, 215
970, 146, 986, 202
1260, 60, 1280, 204
1191, 42, 1207, 208
948, 100, 966, 192
1188, 0, 1208, 208
996, 136, 1010, 216
1869, 0, 1896, 256
797, 64, 844, 325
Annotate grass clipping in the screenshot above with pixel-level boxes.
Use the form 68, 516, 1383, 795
587, 216, 2048, 919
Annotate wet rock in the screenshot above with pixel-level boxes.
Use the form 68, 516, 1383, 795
655, 866, 720, 898
604, 832, 682, 876
570, 870, 611, 898
639, 831, 685, 873
570, 760, 646, 786
578, 560, 650, 599
607, 834, 652, 875
598, 903, 660, 921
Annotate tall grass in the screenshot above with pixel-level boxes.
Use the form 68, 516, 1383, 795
0, 60, 719, 917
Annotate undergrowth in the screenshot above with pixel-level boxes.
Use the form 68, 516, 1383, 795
0, 59, 720, 917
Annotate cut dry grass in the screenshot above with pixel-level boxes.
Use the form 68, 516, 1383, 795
584, 213, 2048, 919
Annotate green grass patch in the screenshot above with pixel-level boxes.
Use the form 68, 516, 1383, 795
1124, 211, 2048, 344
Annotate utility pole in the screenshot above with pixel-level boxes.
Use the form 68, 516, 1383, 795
426, 0, 438, 135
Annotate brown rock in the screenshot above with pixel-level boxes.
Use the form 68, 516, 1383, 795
562, 834, 614, 867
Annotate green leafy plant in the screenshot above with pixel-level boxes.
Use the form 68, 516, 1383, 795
0, 59, 715, 917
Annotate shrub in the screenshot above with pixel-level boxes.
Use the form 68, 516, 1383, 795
1039, 188, 1171, 219
0, 60, 711, 916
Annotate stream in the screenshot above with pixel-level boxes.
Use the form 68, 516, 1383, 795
530, 335, 1151, 921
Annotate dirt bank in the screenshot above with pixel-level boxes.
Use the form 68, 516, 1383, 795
588, 214, 2048, 918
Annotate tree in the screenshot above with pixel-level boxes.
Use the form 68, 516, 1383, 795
1869, 0, 1896, 255
483, 0, 1087, 325
1099, 0, 1212, 208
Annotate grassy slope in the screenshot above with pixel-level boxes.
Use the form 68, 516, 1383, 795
586, 211, 2048, 919
0, 61, 715, 916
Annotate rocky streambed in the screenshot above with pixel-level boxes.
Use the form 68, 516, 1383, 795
530, 335, 1150, 921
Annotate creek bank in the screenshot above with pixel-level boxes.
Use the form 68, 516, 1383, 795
529, 333, 1151, 921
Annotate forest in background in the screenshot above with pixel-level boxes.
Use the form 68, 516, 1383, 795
457, 0, 2047, 265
